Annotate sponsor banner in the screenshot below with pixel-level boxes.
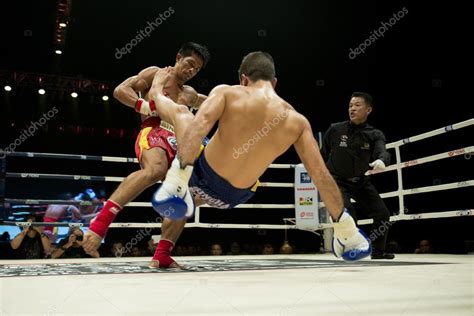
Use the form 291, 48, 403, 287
294, 164, 319, 230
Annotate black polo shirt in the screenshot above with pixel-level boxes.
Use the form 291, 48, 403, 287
321, 120, 390, 178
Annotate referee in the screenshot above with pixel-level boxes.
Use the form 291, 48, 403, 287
321, 92, 394, 259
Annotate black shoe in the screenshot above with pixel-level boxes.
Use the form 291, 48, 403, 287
371, 252, 395, 260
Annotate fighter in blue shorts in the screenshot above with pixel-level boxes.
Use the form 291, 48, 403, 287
188, 149, 258, 209
149, 52, 372, 262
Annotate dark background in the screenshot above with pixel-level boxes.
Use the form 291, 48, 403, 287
0, 0, 472, 255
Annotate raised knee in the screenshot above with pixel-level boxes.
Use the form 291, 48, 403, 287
142, 165, 166, 184
176, 104, 188, 112
176, 104, 193, 117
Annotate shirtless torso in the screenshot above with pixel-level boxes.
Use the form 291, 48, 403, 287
150, 51, 372, 262
205, 84, 304, 189
44, 204, 80, 221
124, 66, 202, 125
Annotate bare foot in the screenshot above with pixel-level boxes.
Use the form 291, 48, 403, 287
82, 231, 102, 252
149, 260, 183, 269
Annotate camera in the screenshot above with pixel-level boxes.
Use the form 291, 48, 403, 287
76, 235, 83, 241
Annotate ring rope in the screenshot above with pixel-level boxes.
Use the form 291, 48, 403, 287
312, 180, 473, 207
3, 119, 471, 167
4, 209, 472, 230
4, 173, 293, 188
0, 220, 301, 230
2, 119, 472, 231
4, 199, 102, 206
3, 151, 295, 169
366, 146, 473, 176
6, 144, 471, 209
3, 199, 295, 209
386, 118, 473, 149
7, 146, 471, 185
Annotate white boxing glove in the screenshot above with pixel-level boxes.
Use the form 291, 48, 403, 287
369, 159, 386, 171
332, 210, 372, 261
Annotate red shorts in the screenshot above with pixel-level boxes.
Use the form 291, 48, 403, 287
43, 216, 58, 235
134, 117, 177, 168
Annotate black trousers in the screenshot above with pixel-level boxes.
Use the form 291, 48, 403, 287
335, 176, 391, 252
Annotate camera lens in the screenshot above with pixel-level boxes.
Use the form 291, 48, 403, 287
76, 235, 83, 241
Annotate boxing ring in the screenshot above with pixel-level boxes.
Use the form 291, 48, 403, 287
0, 119, 473, 315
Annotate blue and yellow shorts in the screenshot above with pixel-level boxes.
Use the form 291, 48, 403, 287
189, 151, 258, 209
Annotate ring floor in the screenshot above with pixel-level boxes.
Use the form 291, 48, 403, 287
0, 254, 472, 316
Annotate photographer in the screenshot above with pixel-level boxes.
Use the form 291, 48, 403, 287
52, 227, 100, 258
10, 214, 50, 259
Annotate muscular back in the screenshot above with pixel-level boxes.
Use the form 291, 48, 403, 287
204, 85, 304, 188
45, 204, 81, 220
45, 205, 68, 219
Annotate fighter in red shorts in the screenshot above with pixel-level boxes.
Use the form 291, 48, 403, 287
43, 190, 96, 242
83, 42, 210, 268
43, 205, 80, 243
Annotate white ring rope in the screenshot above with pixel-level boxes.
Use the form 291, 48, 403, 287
366, 146, 474, 176
2, 119, 472, 230
4, 151, 295, 169
385, 118, 473, 148
7, 208, 473, 230
5, 173, 293, 188
7, 143, 471, 208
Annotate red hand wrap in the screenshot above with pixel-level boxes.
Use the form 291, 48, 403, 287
149, 99, 157, 113
152, 239, 176, 268
135, 98, 144, 113
88, 200, 122, 238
